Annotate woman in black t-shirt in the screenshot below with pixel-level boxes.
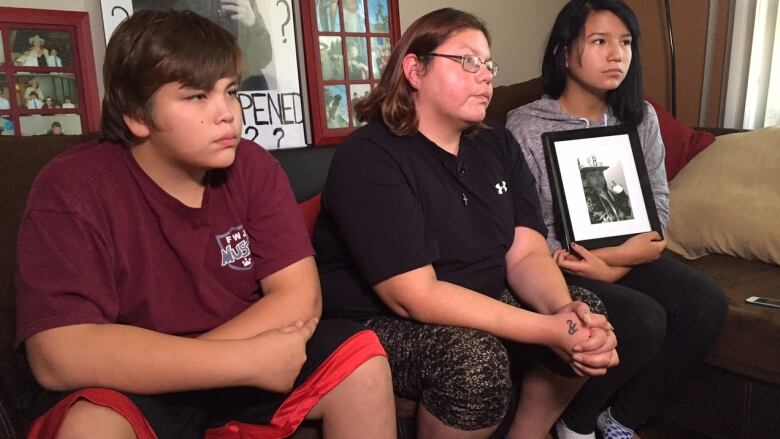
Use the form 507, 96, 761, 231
314, 8, 619, 439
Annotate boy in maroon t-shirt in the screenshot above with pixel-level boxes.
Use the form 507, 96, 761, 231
15, 9, 395, 438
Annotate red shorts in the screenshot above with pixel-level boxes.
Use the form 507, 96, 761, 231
27, 324, 384, 439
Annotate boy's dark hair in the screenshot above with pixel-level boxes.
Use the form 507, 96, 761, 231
542, 0, 645, 127
354, 8, 490, 136
51, 121, 62, 128
101, 9, 244, 146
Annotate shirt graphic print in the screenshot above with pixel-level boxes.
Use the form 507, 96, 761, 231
216, 225, 253, 270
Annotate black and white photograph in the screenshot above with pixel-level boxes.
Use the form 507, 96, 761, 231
578, 154, 634, 224
130, 0, 277, 90
101, 0, 310, 148
542, 125, 662, 250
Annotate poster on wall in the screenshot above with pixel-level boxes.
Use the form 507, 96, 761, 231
101, 0, 311, 149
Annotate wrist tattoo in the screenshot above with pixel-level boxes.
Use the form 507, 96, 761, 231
566, 320, 578, 335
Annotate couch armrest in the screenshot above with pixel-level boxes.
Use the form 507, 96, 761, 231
693, 127, 748, 136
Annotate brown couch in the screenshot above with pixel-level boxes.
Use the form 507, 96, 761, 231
1, 78, 778, 438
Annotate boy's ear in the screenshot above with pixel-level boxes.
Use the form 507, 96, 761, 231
122, 115, 151, 139
402, 53, 423, 90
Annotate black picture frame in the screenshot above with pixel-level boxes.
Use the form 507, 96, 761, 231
542, 125, 663, 250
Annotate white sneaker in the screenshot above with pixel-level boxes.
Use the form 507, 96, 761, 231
555, 418, 596, 439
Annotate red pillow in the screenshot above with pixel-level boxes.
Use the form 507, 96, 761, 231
298, 192, 322, 237
647, 99, 716, 181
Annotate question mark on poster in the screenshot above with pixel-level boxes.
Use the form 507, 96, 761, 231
244, 126, 259, 142
273, 127, 286, 148
276, 0, 291, 43
111, 6, 129, 20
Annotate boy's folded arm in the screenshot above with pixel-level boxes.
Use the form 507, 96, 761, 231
26, 323, 254, 393
199, 256, 322, 341
25, 319, 312, 395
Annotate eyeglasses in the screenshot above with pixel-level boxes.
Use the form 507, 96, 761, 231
425, 53, 499, 77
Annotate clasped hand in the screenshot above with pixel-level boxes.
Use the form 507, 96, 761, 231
247, 317, 318, 392
551, 301, 619, 377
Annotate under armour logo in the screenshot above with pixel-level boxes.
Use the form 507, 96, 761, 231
495, 181, 507, 194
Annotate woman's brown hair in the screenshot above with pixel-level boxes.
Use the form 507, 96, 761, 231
101, 9, 243, 146
354, 8, 490, 136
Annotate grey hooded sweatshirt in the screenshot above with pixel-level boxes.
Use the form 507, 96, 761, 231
505, 97, 668, 252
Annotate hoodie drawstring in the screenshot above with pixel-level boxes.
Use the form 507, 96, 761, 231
577, 113, 609, 128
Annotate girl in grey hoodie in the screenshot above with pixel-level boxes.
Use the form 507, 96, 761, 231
506, 1, 728, 438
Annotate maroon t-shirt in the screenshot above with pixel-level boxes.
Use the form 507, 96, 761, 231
15, 139, 313, 347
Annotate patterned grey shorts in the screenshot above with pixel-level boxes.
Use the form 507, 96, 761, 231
364, 286, 605, 430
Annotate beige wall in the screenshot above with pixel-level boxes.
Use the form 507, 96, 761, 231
0, 0, 106, 99
399, 0, 568, 86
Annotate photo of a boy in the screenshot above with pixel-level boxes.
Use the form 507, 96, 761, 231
16, 9, 394, 438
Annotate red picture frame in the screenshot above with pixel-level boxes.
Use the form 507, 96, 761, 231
300, 0, 400, 145
0, 7, 100, 135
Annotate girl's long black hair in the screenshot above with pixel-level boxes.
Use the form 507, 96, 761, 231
542, 0, 645, 127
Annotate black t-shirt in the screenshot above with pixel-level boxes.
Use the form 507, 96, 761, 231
314, 122, 546, 320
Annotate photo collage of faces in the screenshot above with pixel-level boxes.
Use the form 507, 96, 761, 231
315, 0, 392, 129
0, 28, 82, 136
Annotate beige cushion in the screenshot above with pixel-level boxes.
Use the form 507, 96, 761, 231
666, 127, 780, 265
